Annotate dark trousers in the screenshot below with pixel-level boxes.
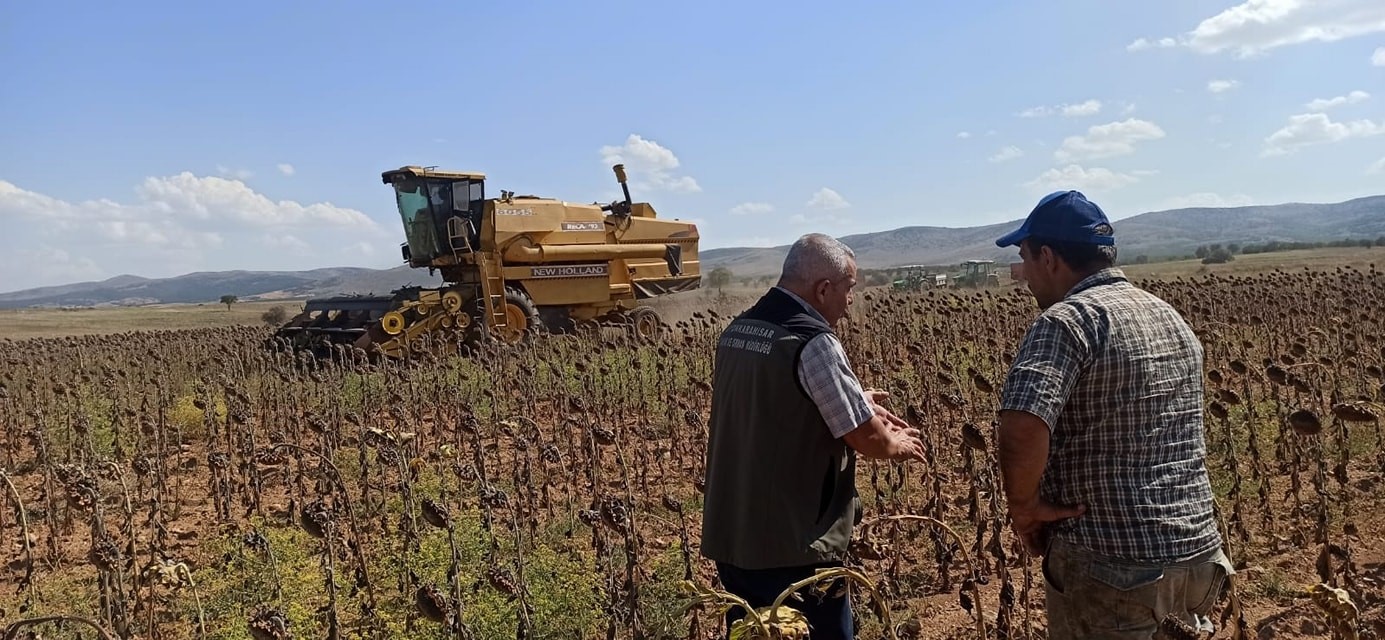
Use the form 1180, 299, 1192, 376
715, 562, 853, 640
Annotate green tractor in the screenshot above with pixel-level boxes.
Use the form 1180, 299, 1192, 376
952, 260, 1000, 289
891, 265, 946, 291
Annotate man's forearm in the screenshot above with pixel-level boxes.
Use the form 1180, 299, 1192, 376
997, 410, 1051, 507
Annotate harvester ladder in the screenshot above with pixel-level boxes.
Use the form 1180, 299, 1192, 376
475, 253, 508, 331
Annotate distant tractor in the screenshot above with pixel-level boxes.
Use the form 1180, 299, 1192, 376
952, 260, 1000, 289
891, 265, 947, 291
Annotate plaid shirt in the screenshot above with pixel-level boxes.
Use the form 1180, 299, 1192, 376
1000, 268, 1221, 563
776, 287, 874, 438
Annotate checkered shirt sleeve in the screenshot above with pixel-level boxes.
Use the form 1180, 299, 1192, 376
1000, 314, 1088, 430
797, 333, 874, 438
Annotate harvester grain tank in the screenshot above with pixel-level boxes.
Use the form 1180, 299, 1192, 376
274, 164, 701, 357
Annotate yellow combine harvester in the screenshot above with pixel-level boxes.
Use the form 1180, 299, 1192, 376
275, 164, 701, 357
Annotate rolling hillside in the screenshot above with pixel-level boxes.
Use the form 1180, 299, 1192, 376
3, 195, 1381, 308
702, 195, 1385, 277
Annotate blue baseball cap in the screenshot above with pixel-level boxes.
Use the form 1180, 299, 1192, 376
995, 190, 1115, 247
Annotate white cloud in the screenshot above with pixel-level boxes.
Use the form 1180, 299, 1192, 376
1180, 0, 1385, 57
1207, 79, 1240, 93
598, 134, 701, 193
264, 234, 311, 252
1127, 37, 1179, 51
1025, 165, 1142, 193
1054, 118, 1166, 162
0, 175, 388, 291
1306, 90, 1370, 111
134, 173, 377, 228
1375, 47, 1385, 65
1367, 157, 1385, 174
1121, 103, 1137, 116
806, 188, 850, 210
277, 163, 296, 176
0, 246, 105, 290
729, 202, 774, 216
1261, 112, 1385, 156
1062, 100, 1103, 117
216, 165, 253, 180
1018, 99, 1103, 118
956, 131, 972, 139
1157, 193, 1256, 210
988, 146, 1025, 163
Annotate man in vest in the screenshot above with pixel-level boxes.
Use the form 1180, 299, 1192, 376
994, 191, 1232, 638
701, 233, 927, 639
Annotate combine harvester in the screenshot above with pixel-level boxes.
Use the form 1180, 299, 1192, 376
274, 164, 701, 357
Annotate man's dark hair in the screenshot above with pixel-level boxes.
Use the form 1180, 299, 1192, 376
1024, 236, 1117, 273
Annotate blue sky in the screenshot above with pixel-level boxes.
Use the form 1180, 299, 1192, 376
2, 0, 1383, 291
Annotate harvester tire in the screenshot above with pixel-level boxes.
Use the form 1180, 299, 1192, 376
464, 288, 542, 347
500, 288, 541, 344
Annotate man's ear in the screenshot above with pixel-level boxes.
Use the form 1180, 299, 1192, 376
1036, 245, 1056, 273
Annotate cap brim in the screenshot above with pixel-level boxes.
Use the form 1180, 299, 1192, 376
995, 227, 1028, 248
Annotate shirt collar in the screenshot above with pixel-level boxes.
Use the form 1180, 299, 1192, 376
773, 286, 830, 324
1064, 267, 1128, 298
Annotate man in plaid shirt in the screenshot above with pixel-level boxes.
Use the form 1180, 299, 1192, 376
994, 191, 1234, 639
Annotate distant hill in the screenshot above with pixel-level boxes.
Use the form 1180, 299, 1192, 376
0, 266, 441, 309
2, 195, 1381, 308
702, 195, 1385, 277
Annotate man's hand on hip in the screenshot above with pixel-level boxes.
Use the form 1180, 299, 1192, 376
1008, 497, 1086, 556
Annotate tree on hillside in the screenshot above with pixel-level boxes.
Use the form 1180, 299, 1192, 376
1195, 245, 1209, 260
220, 294, 238, 311
706, 267, 733, 294
1201, 248, 1235, 265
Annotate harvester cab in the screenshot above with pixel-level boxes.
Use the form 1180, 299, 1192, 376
274, 164, 701, 358
383, 167, 488, 264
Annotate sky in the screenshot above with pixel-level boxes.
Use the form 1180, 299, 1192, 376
2, 0, 1384, 292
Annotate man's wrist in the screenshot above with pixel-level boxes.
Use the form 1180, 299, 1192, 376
1005, 492, 1039, 512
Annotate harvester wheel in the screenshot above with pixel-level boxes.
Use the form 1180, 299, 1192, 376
381, 311, 407, 336
464, 288, 541, 347
498, 289, 541, 344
